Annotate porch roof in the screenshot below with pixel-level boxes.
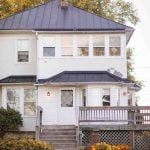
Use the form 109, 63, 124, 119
38, 71, 131, 84
0, 75, 36, 84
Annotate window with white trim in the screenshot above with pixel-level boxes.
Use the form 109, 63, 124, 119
17, 40, 29, 62
109, 36, 121, 56
93, 36, 105, 56
43, 47, 55, 57
6, 89, 20, 111
61, 90, 73, 107
24, 89, 36, 116
77, 36, 89, 56
102, 89, 111, 106
61, 36, 73, 56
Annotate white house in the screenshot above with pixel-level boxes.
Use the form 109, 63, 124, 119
0, 0, 141, 135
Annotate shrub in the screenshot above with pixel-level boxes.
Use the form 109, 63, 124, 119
0, 107, 23, 139
88, 142, 131, 150
0, 139, 54, 150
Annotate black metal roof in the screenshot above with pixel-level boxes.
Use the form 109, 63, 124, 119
0, 75, 36, 83
38, 71, 130, 84
0, 0, 133, 32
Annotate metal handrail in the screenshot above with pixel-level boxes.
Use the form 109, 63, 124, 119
35, 106, 43, 140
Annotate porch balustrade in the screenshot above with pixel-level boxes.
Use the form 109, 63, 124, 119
79, 106, 150, 125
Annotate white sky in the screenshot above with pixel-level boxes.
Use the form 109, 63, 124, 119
127, 0, 150, 105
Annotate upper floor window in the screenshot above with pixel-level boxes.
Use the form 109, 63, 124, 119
109, 36, 121, 56
77, 36, 89, 56
61, 36, 73, 56
43, 37, 56, 57
93, 36, 105, 56
102, 89, 111, 106
43, 47, 55, 57
17, 40, 29, 62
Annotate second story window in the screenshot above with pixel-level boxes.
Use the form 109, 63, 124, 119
109, 36, 121, 56
93, 36, 105, 56
61, 36, 73, 56
77, 36, 89, 56
17, 40, 29, 62
43, 47, 55, 57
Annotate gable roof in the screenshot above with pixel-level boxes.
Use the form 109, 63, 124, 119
38, 71, 130, 84
0, 0, 133, 32
0, 75, 36, 84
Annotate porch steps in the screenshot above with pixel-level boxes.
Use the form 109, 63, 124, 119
40, 125, 77, 150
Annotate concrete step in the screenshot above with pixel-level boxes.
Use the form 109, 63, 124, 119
39, 125, 77, 150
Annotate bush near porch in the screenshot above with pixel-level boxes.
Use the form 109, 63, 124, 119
88, 142, 131, 150
0, 139, 54, 150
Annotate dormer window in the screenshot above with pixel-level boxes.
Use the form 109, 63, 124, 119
77, 36, 89, 56
61, 36, 73, 56
109, 36, 121, 56
93, 36, 105, 56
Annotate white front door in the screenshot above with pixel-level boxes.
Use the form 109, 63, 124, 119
58, 88, 76, 125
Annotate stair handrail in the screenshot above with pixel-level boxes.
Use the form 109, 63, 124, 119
35, 105, 43, 140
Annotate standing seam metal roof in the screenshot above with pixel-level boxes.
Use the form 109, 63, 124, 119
0, 0, 133, 31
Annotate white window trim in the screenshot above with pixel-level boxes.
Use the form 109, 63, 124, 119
15, 39, 31, 64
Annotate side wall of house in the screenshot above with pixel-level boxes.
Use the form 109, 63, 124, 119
0, 34, 37, 79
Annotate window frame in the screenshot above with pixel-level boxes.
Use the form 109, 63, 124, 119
109, 36, 121, 57
93, 36, 105, 57
24, 88, 37, 117
43, 47, 55, 57
60, 36, 74, 57
16, 39, 30, 64
60, 88, 75, 108
102, 88, 111, 106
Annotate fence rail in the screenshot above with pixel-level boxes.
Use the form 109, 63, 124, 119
79, 106, 150, 125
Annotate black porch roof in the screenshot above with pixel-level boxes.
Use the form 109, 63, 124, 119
0, 75, 36, 83
38, 71, 130, 84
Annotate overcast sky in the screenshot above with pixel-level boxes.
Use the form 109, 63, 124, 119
127, 0, 150, 105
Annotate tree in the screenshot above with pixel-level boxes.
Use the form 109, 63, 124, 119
0, 108, 23, 139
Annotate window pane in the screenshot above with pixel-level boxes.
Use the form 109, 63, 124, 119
61, 36, 73, 47
110, 47, 121, 56
77, 36, 89, 47
24, 102, 36, 116
93, 36, 105, 46
78, 47, 89, 56
24, 89, 36, 102
61, 90, 73, 107
94, 47, 105, 56
18, 51, 29, 62
109, 37, 121, 47
61, 47, 73, 56
43, 47, 55, 57
24, 89, 36, 116
102, 89, 110, 106
7, 89, 20, 111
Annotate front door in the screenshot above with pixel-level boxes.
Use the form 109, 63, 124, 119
58, 88, 76, 125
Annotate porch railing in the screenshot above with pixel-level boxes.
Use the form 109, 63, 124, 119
35, 106, 43, 140
79, 106, 150, 125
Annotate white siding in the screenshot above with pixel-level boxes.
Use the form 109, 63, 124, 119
38, 34, 127, 79
0, 34, 37, 79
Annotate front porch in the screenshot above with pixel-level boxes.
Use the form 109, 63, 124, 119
36, 106, 150, 150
